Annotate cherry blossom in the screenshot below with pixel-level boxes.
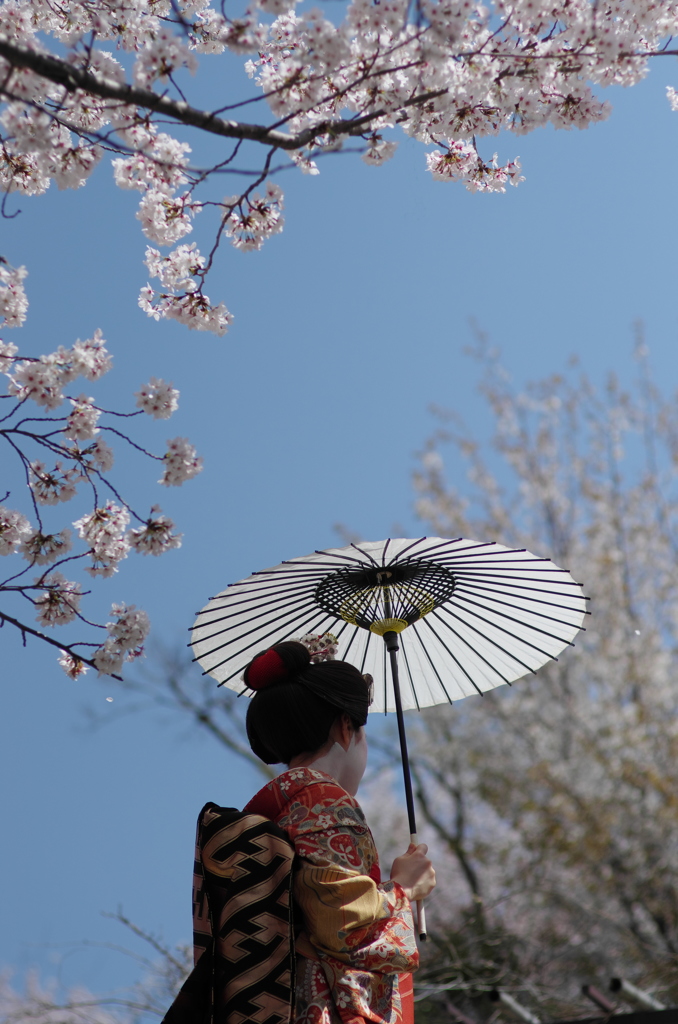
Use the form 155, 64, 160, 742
73, 502, 131, 576
0, 0, 672, 334
69, 330, 113, 382
137, 190, 198, 245
139, 284, 233, 335
224, 183, 285, 252
20, 528, 73, 565
0, 338, 18, 371
30, 461, 80, 505
127, 508, 183, 555
63, 395, 101, 440
58, 650, 89, 680
34, 572, 82, 627
0, 504, 31, 555
0, 244, 203, 688
0, 259, 28, 328
93, 603, 150, 676
104, 603, 150, 651
139, 243, 233, 334
362, 139, 398, 166
135, 378, 179, 419
84, 438, 115, 473
160, 437, 204, 485
7, 358, 66, 409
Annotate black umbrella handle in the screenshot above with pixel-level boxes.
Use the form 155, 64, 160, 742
384, 631, 427, 940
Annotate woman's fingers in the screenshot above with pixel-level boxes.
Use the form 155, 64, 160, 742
389, 845, 437, 901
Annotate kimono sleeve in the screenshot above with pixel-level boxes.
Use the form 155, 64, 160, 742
295, 860, 419, 974
286, 781, 419, 975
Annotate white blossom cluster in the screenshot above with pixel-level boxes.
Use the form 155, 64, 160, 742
64, 395, 101, 440
135, 377, 180, 419
0, 504, 31, 555
139, 245, 233, 336
0, 258, 200, 678
160, 437, 204, 485
127, 507, 183, 555
224, 183, 285, 252
92, 603, 151, 676
7, 328, 112, 409
0, 0, 675, 334
0, 258, 28, 328
73, 502, 131, 577
34, 571, 82, 627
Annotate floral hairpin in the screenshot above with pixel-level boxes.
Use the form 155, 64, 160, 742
293, 632, 339, 663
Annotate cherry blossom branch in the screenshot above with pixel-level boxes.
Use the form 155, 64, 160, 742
0, 295, 203, 678
0, 609, 121, 678
0, 39, 448, 149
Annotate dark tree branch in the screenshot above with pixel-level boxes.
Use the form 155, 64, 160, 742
0, 610, 119, 678
0, 39, 447, 151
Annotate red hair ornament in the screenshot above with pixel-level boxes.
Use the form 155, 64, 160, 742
246, 648, 288, 691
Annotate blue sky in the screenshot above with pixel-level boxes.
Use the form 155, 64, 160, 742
1, 51, 677, 1004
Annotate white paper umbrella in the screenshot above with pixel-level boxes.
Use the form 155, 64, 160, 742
191, 536, 588, 936
191, 536, 588, 713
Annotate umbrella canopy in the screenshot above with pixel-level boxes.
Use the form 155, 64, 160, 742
191, 536, 588, 711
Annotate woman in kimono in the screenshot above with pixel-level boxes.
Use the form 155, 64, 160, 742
242, 639, 436, 1024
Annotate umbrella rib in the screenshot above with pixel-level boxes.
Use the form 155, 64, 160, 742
419, 616, 486, 695
434, 603, 556, 665
450, 578, 587, 599
381, 538, 391, 566
193, 583, 319, 624
188, 594, 320, 646
409, 626, 455, 704
307, 552, 370, 566
398, 635, 421, 711
424, 609, 519, 684
331, 618, 352, 638
410, 538, 497, 560
442, 553, 562, 566
444, 565, 581, 581
195, 604, 332, 666
387, 537, 429, 562
351, 542, 381, 568
447, 569, 584, 587
341, 622, 363, 661
451, 592, 582, 641
454, 580, 589, 615
191, 581, 319, 618
398, 538, 460, 560
438, 559, 568, 573
251, 566, 334, 579
358, 629, 373, 676
208, 609, 337, 678
210, 575, 321, 603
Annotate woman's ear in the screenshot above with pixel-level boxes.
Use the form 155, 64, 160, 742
331, 713, 354, 751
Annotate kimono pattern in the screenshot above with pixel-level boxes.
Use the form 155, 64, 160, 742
244, 767, 419, 1024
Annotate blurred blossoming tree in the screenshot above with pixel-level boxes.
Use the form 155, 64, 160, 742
406, 334, 678, 1019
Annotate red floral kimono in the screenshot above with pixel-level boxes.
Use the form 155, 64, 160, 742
244, 768, 419, 1024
